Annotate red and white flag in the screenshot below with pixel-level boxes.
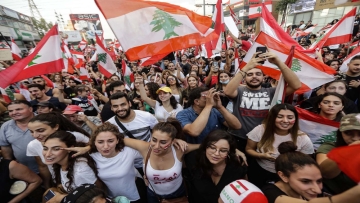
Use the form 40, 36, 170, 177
95, 34, 117, 77
339, 46, 360, 73
0, 25, 63, 88
79, 67, 90, 80
260, 4, 304, 51
11, 38, 22, 61
249, 2, 272, 19
140, 53, 169, 66
291, 25, 318, 38
70, 50, 85, 68
240, 32, 336, 94
309, 8, 356, 50
122, 59, 134, 86
0, 87, 11, 103
229, 6, 241, 25
79, 40, 87, 51
296, 107, 340, 150
95, 0, 218, 61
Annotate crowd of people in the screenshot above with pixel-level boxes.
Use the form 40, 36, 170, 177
0, 11, 360, 203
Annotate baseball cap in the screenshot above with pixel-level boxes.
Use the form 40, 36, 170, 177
339, 114, 360, 132
156, 86, 172, 94
219, 179, 268, 203
63, 105, 83, 115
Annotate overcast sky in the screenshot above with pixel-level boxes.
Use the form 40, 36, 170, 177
1, 0, 221, 39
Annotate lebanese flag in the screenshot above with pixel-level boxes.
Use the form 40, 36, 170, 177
70, 50, 85, 68
0, 25, 63, 88
296, 107, 340, 150
249, 2, 272, 19
140, 53, 169, 66
204, 0, 224, 58
79, 67, 90, 80
292, 25, 318, 38
114, 40, 121, 48
79, 40, 87, 51
226, 0, 244, 6
95, 0, 218, 61
0, 87, 11, 103
0, 42, 10, 49
328, 144, 360, 183
240, 32, 336, 94
40, 75, 54, 88
95, 34, 117, 78
229, 6, 241, 25
11, 38, 22, 61
339, 46, 360, 73
122, 59, 134, 86
260, 4, 304, 51
309, 8, 356, 50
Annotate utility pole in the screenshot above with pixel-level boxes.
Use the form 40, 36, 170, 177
203, 0, 206, 16
28, 0, 43, 20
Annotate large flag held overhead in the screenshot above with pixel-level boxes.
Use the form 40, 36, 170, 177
95, 34, 117, 78
0, 25, 63, 88
249, 2, 272, 19
11, 38, 22, 61
339, 46, 360, 73
240, 32, 336, 94
296, 107, 340, 150
205, 0, 225, 58
95, 0, 218, 61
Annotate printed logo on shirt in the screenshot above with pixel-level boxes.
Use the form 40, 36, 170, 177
239, 90, 271, 118
153, 173, 179, 184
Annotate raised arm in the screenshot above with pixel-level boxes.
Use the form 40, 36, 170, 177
136, 77, 156, 108
213, 93, 241, 130
57, 84, 72, 104
316, 153, 341, 179
124, 138, 150, 157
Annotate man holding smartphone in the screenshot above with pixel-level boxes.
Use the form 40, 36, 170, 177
224, 48, 301, 152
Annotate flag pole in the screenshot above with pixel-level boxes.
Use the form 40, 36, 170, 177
224, 32, 228, 50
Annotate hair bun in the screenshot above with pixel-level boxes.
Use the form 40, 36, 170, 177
278, 141, 297, 154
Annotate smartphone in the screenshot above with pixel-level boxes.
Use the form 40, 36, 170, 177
256, 46, 267, 64
44, 190, 55, 201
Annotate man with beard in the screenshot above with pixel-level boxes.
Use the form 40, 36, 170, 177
345, 55, 360, 111
28, 84, 66, 112
107, 92, 158, 173
224, 51, 301, 152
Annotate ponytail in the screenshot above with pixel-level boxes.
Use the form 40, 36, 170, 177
152, 118, 185, 140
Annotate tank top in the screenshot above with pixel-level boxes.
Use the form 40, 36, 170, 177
145, 145, 183, 195
0, 159, 16, 203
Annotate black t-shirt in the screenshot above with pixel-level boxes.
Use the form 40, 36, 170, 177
30, 97, 66, 112
345, 75, 360, 111
71, 97, 98, 116
180, 62, 191, 76
45, 88, 53, 97
300, 95, 359, 114
262, 184, 287, 203
0, 159, 16, 203
100, 101, 115, 122
64, 87, 76, 99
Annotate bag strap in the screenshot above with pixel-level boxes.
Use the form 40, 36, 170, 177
114, 116, 136, 139
144, 147, 163, 202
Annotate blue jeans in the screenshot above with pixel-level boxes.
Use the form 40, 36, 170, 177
147, 183, 186, 203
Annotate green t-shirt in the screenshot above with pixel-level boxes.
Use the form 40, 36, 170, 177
317, 142, 356, 194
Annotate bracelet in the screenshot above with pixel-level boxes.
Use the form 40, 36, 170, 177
239, 70, 246, 77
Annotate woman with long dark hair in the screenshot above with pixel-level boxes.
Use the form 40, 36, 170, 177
143, 82, 160, 114
165, 74, 183, 103
187, 129, 247, 203
262, 141, 360, 203
27, 112, 90, 188
246, 104, 314, 188
316, 113, 359, 195
214, 70, 232, 108
42, 131, 101, 201
181, 76, 199, 108
314, 92, 344, 122
138, 77, 183, 122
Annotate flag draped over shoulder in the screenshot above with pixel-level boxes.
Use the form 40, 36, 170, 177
0, 25, 63, 88
95, 0, 218, 61
241, 32, 336, 94
296, 107, 340, 150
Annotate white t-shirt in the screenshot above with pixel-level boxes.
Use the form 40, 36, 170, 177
154, 101, 183, 122
107, 110, 158, 168
26, 131, 89, 177
90, 147, 142, 200
60, 157, 97, 192
247, 124, 314, 173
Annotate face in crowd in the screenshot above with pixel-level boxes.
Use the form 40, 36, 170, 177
245, 68, 264, 89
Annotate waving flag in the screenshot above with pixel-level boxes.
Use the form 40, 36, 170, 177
0, 87, 11, 103
79, 40, 87, 51
229, 6, 241, 25
328, 144, 360, 183
11, 38, 22, 61
95, 0, 218, 61
296, 107, 340, 150
205, 0, 224, 58
95, 34, 117, 78
70, 50, 85, 68
122, 59, 134, 87
260, 4, 304, 51
140, 53, 169, 66
339, 46, 360, 73
249, 2, 272, 19
240, 32, 336, 94
0, 25, 63, 88
309, 8, 356, 49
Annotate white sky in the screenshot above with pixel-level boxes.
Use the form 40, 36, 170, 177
1, 0, 221, 39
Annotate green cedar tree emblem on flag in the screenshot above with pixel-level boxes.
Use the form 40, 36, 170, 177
97, 53, 107, 64
314, 131, 337, 145
0, 43, 7, 48
150, 9, 183, 40
28, 55, 41, 66
291, 58, 301, 72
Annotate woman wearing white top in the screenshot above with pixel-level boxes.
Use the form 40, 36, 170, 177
26, 112, 90, 189
245, 104, 314, 189
124, 118, 199, 203
88, 122, 144, 202
138, 76, 183, 122
42, 131, 101, 201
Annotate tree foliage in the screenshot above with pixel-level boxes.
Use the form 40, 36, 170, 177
275, 0, 298, 13
31, 18, 54, 38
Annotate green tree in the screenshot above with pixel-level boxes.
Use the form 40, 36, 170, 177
291, 58, 301, 72
150, 9, 182, 40
31, 17, 54, 38
275, 0, 298, 15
